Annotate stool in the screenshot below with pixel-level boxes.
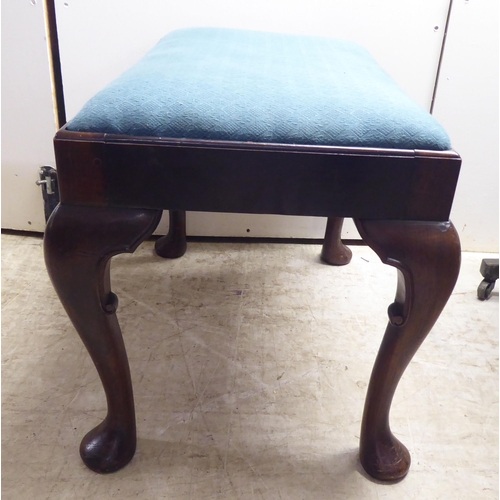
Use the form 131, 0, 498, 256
44, 27, 461, 481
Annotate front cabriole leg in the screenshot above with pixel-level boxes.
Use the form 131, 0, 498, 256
354, 219, 460, 481
44, 204, 161, 473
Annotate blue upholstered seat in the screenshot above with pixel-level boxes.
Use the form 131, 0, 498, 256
67, 27, 451, 151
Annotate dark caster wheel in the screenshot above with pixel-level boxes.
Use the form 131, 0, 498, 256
478, 258, 499, 301
477, 279, 496, 301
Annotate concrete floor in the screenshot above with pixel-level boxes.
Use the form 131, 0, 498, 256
2, 232, 498, 499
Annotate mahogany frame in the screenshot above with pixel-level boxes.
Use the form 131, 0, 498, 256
45, 126, 462, 481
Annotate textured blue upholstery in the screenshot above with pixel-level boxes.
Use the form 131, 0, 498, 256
67, 27, 451, 150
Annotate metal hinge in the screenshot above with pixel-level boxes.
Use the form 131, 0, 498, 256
36, 166, 60, 222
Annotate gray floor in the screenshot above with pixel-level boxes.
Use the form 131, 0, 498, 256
2, 232, 498, 499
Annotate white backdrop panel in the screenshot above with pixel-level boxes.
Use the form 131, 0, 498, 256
432, 0, 499, 252
1, 0, 57, 231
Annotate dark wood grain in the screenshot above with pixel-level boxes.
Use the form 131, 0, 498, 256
47, 123, 462, 479
54, 131, 461, 221
44, 204, 161, 473
354, 219, 461, 480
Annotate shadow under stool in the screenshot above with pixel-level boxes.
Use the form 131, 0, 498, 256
44, 27, 461, 482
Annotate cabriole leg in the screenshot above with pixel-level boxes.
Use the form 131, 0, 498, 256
354, 219, 461, 480
155, 209, 187, 258
44, 204, 161, 473
321, 217, 352, 265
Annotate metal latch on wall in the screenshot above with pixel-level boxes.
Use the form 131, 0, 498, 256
36, 166, 60, 222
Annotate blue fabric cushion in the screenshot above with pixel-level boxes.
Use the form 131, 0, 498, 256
67, 27, 451, 150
